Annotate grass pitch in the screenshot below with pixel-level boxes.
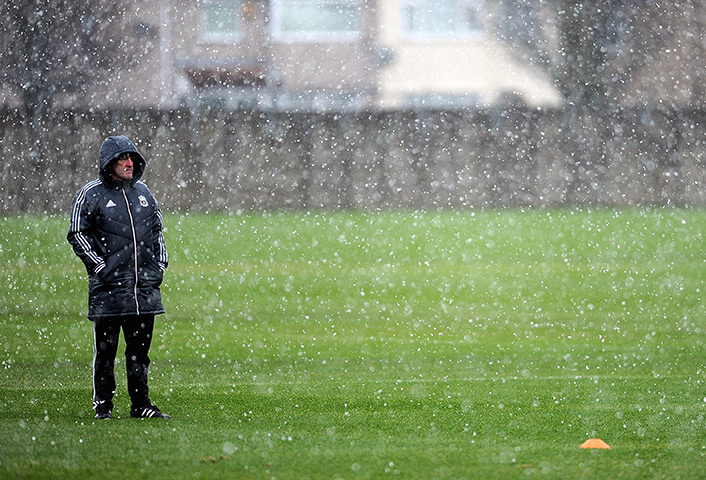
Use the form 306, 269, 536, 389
1, 208, 706, 479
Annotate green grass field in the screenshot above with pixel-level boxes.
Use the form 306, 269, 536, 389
2, 208, 706, 479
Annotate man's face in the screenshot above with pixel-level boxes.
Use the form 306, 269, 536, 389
111, 154, 134, 181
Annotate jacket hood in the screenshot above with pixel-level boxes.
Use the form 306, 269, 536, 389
99, 135, 146, 185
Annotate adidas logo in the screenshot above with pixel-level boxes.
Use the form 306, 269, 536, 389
106, 200, 116, 208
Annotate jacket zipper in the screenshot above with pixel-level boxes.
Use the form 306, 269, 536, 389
121, 188, 140, 315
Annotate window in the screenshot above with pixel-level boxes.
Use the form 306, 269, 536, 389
272, 0, 362, 41
202, 0, 242, 42
402, 0, 483, 37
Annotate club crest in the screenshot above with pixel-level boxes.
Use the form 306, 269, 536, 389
138, 195, 149, 207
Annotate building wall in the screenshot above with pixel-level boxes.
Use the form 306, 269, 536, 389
91, 1, 167, 108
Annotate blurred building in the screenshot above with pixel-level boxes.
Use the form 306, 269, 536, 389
0, 1, 564, 111
4, 1, 704, 112
87, 0, 561, 111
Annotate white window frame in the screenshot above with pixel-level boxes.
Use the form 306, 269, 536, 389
201, 0, 243, 43
271, 0, 362, 42
400, 0, 484, 39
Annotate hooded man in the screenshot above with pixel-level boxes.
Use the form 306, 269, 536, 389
68, 135, 170, 419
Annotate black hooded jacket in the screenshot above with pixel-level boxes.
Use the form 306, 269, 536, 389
67, 135, 168, 320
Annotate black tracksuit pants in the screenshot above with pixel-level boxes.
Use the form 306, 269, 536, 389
93, 314, 154, 410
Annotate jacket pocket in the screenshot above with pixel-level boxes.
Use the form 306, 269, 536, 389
139, 252, 164, 288
89, 274, 110, 296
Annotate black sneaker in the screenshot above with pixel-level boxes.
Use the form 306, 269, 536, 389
94, 402, 112, 420
130, 404, 171, 418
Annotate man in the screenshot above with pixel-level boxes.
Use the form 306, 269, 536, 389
67, 135, 170, 419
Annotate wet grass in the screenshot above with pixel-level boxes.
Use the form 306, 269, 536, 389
2, 208, 706, 479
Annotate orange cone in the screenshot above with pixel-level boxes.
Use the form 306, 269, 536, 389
580, 438, 610, 449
